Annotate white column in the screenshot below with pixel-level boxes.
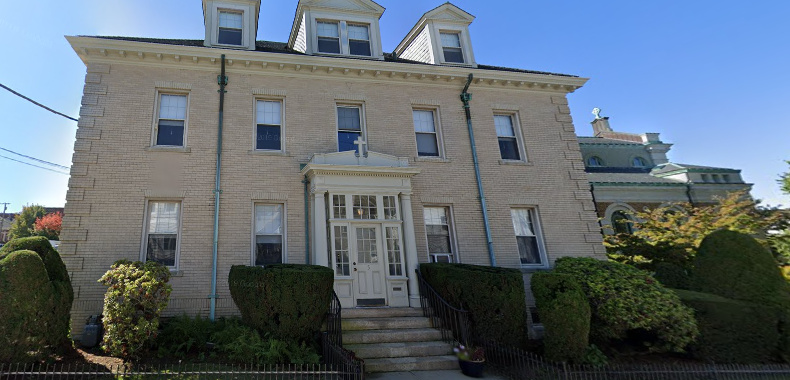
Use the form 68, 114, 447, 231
314, 191, 329, 267
400, 193, 421, 307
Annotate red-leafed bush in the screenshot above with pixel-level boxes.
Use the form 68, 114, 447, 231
34, 212, 62, 240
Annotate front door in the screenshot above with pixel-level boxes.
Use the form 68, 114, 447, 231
353, 225, 387, 306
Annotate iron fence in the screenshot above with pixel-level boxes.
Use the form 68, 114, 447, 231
414, 269, 471, 347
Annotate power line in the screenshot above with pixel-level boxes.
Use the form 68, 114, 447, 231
0, 83, 79, 122
0, 154, 70, 175
0, 147, 70, 170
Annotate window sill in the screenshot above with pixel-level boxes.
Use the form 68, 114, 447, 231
414, 156, 451, 163
147, 146, 191, 153
519, 266, 550, 274
169, 270, 184, 277
248, 150, 289, 156
499, 159, 531, 166
313, 52, 383, 61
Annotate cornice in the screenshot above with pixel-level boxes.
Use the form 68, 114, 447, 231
66, 36, 588, 94
300, 163, 421, 179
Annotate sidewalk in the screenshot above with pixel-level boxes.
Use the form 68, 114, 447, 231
367, 370, 506, 380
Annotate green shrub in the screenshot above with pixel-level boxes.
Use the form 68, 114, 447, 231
420, 263, 527, 347
531, 272, 590, 363
653, 262, 691, 290
156, 315, 217, 358
99, 260, 172, 362
674, 289, 780, 363
211, 318, 320, 365
554, 257, 698, 353
228, 264, 333, 343
0, 250, 51, 361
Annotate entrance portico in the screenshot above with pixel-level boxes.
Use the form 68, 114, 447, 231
301, 151, 421, 308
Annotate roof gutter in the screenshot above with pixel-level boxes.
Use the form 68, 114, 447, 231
209, 54, 227, 321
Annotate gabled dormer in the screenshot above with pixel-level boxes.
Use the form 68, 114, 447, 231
203, 0, 261, 50
394, 3, 476, 67
288, 0, 386, 60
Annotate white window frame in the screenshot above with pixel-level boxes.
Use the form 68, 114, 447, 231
140, 200, 183, 270
217, 9, 244, 46
311, 15, 380, 58
494, 112, 527, 162
336, 103, 367, 152
439, 31, 465, 64
412, 108, 445, 158
152, 91, 190, 148
511, 207, 548, 268
316, 20, 342, 54
346, 23, 372, 57
253, 97, 285, 152
251, 202, 287, 266
423, 206, 459, 263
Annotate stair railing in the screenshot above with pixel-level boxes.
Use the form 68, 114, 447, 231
415, 269, 471, 347
326, 289, 343, 346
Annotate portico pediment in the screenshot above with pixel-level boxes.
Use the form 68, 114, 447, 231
301, 151, 420, 193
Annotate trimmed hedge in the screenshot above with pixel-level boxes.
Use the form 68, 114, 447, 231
228, 264, 333, 343
554, 257, 697, 353
531, 272, 590, 363
420, 263, 527, 347
674, 289, 780, 363
0, 237, 73, 360
653, 262, 691, 290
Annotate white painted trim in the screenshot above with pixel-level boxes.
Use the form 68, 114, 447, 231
511, 206, 549, 269
251, 201, 288, 266
151, 90, 190, 148
252, 96, 286, 153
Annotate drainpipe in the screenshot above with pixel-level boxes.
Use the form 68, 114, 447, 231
461, 74, 496, 267
590, 183, 603, 230
302, 173, 310, 264
209, 54, 227, 321
685, 183, 695, 207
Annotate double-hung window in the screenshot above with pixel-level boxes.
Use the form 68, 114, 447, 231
440, 32, 464, 63
424, 207, 455, 263
348, 24, 371, 56
413, 109, 440, 157
317, 21, 341, 54
218, 11, 243, 45
144, 201, 181, 268
495, 114, 521, 160
511, 208, 545, 266
254, 204, 284, 266
256, 100, 283, 151
337, 106, 363, 152
156, 94, 187, 147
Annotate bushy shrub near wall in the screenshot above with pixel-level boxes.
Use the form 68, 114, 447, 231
653, 262, 691, 290
674, 289, 779, 363
0, 237, 73, 360
531, 272, 590, 363
228, 264, 333, 343
99, 260, 171, 362
554, 257, 697, 353
420, 263, 527, 347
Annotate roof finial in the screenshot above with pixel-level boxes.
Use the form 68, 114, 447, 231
592, 107, 603, 119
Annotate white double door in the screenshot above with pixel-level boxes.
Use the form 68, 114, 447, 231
351, 224, 387, 305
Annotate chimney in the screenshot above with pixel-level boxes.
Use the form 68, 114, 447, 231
591, 117, 612, 137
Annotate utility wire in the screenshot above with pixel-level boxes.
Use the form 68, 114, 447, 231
0, 154, 69, 175
0, 147, 70, 170
0, 83, 79, 122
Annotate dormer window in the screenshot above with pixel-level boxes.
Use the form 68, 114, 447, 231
317, 21, 341, 54
218, 11, 243, 46
440, 32, 464, 63
348, 24, 371, 56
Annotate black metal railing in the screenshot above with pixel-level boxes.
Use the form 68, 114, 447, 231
415, 269, 471, 346
322, 289, 365, 379
326, 289, 343, 346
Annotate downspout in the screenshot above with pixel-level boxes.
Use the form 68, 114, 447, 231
685, 183, 695, 207
590, 183, 603, 230
461, 74, 496, 267
302, 173, 310, 264
209, 54, 227, 321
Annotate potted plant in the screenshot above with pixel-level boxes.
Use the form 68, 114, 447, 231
453, 344, 485, 378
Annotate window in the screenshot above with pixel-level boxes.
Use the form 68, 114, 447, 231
424, 207, 455, 263
155, 94, 187, 147
440, 32, 464, 63
256, 100, 282, 151
632, 157, 647, 167
332, 194, 347, 219
587, 156, 604, 167
722, 174, 731, 183
386, 226, 403, 276
511, 208, 545, 266
611, 210, 633, 235
353, 195, 377, 220
337, 106, 363, 152
348, 24, 371, 56
712, 174, 721, 183
413, 109, 440, 157
218, 11, 243, 45
495, 114, 521, 160
383, 196, 398, 220
334, 225, 350, 276
701, 174, 710, 183
254, 204, 284, 266
144, 201, 181, 268
317, 21, 340, 54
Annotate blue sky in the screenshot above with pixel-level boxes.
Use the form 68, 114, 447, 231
0, 0, 788, 212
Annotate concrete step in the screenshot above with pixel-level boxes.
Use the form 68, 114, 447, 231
342, 317, 432, 331
365, 355, 459, 372
343, 328, 443, 344
343, 307, 423, 319
346, 341, 453, 359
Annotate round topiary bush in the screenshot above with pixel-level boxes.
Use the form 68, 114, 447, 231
531, 272, 590, 363
554, 257, 698, 353
653, 262, 691, 290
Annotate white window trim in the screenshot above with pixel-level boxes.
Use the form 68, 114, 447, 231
217, 9, 244, 47
252, 97, 286, 153
140, 199, 183, 271
429, 25, 475, 66
151, 91, 190, 148
347, 22, 372, 57
602, 203, 638, 235
423, 205, 459, 263
383, 223, 407, 278
328, 194, 402, 222
251, 202, 288, 266
309, 12, 382, 59
336, 103, 367, 152
511, 207, 548, 268
210, 4, 249, 48
494, 111, 527, 162
412, 107, 446, 159
439, 31, 465, 64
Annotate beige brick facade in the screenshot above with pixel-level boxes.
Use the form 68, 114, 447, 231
62, 40, 604, 335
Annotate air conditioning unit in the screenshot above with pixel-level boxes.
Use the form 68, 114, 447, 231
430, 254, 453, 263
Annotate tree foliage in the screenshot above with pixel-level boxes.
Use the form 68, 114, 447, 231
8, 205, 46, 240
33, 212, 62, 240
780, 160, 790, 196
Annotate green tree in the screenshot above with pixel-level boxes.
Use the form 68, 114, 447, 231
8, 205, 46, 240
770, 161, 790, 266
780, 160, 790, 196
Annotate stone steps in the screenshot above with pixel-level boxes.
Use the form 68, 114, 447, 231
343, 307, 424, 319
364, 355, 459, 373
345, 341, 452, 359
342, 316, 432, 331
343, 328, 443, 344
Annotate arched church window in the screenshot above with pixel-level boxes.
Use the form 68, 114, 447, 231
611, 210, 633, 234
